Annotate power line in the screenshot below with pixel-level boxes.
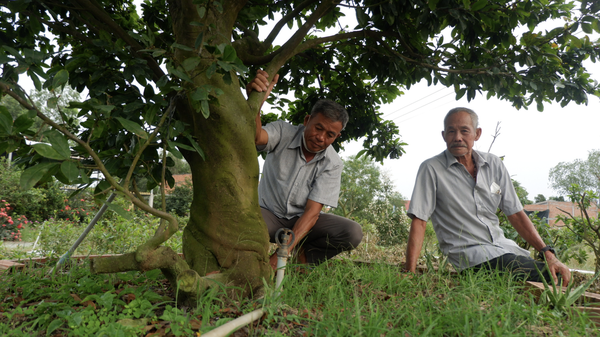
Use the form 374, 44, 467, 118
392, 91, 455, 122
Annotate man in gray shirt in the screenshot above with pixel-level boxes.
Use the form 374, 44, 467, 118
248, 70, 363, 270
404, 107, 571, 285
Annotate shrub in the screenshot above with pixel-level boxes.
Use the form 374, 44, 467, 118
0, 158, 66, 222
164, 179, 193, 217
37, 214, 183, 257
0, 200, 28, 241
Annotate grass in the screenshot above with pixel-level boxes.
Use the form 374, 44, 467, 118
0, 258, 598, 336
1, 215, 599, 335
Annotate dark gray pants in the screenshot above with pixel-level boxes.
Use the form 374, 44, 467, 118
468, 253, 554, 283
260, 208, 363, 264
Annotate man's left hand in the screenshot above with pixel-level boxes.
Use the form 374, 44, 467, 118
546, 255, 571, 286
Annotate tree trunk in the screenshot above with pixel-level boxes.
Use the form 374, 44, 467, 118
173, 0, 271, 297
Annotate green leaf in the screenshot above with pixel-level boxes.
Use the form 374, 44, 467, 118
45, 130, 71, 159
428, 0, 440, 10
206, 62, 217, 79
157, 75, 169, 88
46, 319, 63, 336
20, 162, 59, 190
47, 96, 58, 109
0, 108, 13, 135
182, 57, 201, 71
0, 54, 12, 64
107, 202, 132, 220
191, 87, 209, 101
200, 100, 210, 118
197, 6, 206, 18
185, 135, 205, 160
52, 69, 69, 89
169, 141, 195, 152
222, 45, 237, 62
61, 161, 79, 182
13, 114, 33, 132
115, 117, 148, 139
93, 105, 116, 114
33, 143, 67, 160
172, 43, 193, 51
471, 0, 488, 11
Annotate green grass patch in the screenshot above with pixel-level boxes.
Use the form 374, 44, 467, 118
1, 259, 597, 336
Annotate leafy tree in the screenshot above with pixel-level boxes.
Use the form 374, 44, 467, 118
556, 185, 600, 272
512, 179, 532, 205
549, 149, 600, 198
333, 155, 409, 246
334, 155, 384, 218
535, 194, 547, 203
550, 196, 566, 202
1, 0, 599, 302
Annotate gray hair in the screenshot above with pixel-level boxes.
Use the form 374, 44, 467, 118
311, 99, 349, 129
444, 107, 479, 130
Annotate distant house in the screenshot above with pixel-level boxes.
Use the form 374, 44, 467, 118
524, 200, 599, 227
165, 174, 192, 194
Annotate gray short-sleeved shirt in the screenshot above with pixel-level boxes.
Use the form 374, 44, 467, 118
257, 120, 343, 219
408, 149, 530, 270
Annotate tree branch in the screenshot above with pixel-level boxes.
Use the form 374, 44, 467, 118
263, 0, 319, 47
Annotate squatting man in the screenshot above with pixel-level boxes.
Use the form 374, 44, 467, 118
404, 107, 571, 285
247, 70, 363, 270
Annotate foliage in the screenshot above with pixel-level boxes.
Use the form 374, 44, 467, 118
550, 196, 566, 202
36, 214, 183, 257
499, 209, 587, 265
512, 179, 532, 205
538, 263, 600, 313
0, 200, 27, 241
535, 194, 547, 203
0, 86, 80, 133
333, 155, 409, 246
164, 178, 193, 217
556, 185, 600, 273
0, 158, 65, 222
549, 149, 600, 198
0, 260, 598, 336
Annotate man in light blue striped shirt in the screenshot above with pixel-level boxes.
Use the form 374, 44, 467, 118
248, 70, 363, 270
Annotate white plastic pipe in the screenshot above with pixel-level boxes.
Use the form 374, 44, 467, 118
202, 308, 265, 337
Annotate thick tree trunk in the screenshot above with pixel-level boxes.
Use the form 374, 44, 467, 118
173, 0, 271, 297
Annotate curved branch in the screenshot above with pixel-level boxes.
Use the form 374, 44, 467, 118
266, 0, 339, 73
263, 0, 320, 47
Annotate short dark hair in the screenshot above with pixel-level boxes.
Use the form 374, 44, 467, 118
444, 107, 478, 130
311, 99, 349, 129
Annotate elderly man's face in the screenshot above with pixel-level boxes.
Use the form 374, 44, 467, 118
303, 112, 342, 153
442, 111, 482, 159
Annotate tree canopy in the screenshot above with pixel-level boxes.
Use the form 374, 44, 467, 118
1, 0, 599, 301
549, 149, 600, 197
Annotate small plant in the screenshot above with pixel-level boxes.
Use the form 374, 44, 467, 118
0, 200, 27, 241
537, 263, 600, 313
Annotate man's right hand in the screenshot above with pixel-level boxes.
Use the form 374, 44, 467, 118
246, 69, 278, 97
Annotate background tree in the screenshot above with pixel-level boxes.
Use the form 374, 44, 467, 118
512, 179, 532, 205
549, 149, 600, 198
550, 196, 567, 201
535, 194, 547, 203
1, 0, 599, 302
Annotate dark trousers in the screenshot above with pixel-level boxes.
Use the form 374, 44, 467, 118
260, 208, 363, 264
468, 253, 553, 283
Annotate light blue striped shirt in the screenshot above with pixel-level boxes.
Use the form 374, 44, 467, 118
408, 149, 530, 270
257, 120, 343, 219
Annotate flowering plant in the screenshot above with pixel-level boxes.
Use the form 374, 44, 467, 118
0, 200, 27, 241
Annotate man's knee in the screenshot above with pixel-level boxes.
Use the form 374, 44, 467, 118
346, 220, 363, 248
